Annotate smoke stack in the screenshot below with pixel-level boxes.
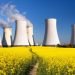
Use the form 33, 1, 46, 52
43, 18, 60, 46
27, 20, 34, 45
2, 27, 12, 47
70, 24, 75, 45
14, 20, 29, 46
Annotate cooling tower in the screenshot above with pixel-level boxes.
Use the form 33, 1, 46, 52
2, 27, 12, 47
43, 18, 60, 46
0, 38, 2, 47
14, 20, 29, 46
27, 20, 34, 45
70, 24, 75, 45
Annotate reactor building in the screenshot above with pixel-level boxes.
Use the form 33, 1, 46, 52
70, 24, 75, 45
43, 18, 60, 46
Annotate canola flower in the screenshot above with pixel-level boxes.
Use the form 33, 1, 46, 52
0, 46, 75, 75
31, 46, 75, 75
0, 47, 33, 75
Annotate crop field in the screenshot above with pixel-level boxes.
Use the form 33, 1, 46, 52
32, 47, 75, 75
0, 47, 36, 75
0, 46, 75, 75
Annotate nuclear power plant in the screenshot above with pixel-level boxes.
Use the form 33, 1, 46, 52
0, 17, 75, 47
1, 4, 75, 47
2, 27, 12, 47
0, 18, 35, 47
43, 18, 60, 46
71, 24, 75, 45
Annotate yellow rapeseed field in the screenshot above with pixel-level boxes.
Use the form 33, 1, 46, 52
31, 46, 75, 75
31, 46, 75, 57
0, 47, 33, 75
0, 46, 75, 75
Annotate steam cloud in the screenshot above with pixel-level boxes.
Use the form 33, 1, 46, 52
0, 3, 27, 28
0, 19, 9, 28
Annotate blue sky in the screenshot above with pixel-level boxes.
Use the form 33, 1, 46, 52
0, 0, 75, 44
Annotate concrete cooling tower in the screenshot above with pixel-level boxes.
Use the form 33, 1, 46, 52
0, 38, 2, 47
27, 20, 34, 45
14, 20, 29, 46
2, 27, 12, 47
43, 18, 60, 46
70, 24, 75, 45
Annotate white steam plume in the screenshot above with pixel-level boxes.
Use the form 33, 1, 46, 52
0, 3, 27, 21
0, 19, 10, 28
